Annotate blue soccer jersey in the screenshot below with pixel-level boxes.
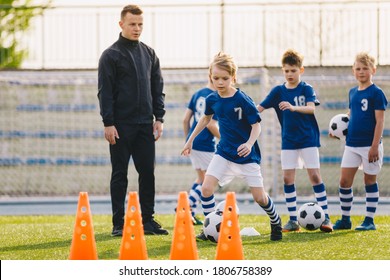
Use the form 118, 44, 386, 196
186, 87, 217, 152
260, 81, 320, 150
347, 84, 388, 147
204, 89, 261, 164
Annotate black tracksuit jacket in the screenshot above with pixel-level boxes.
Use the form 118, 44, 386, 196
98, 34, 165, 127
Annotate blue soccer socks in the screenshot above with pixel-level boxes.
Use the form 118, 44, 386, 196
188, 183, 202, 216
313, 183, 330, 219
260, 195, 281, 225
284, 184, 297, 221
200, 193, 215, 216
364, 182, 379, 223
338, 186, 353, 221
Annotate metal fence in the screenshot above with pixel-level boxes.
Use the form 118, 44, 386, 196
2, 0, 390, 69
1, 67, 390, 198
1, 1, 390, 200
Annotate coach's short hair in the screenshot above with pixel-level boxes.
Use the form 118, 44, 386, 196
121, 5, 143, 19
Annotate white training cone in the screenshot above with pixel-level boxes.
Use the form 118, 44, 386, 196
240, 227, 261, 236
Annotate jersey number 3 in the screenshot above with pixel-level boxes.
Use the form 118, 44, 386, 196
361, 98, 368, 111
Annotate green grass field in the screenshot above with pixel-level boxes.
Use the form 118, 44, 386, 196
1, 214, 389, 260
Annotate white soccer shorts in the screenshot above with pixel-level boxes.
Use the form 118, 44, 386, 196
206, 154, 264, 187
190, 150, 214, 170
281, 147, 320, 170
341, 144, 383, 175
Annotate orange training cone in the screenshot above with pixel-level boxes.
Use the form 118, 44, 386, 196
69, 192, 98, 260
119, 192, 148, 260
169, 191, 198, 260
215, 192, 244, 260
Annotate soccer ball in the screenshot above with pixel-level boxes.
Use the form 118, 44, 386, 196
297, 202, 325, 230
329, 113, 349, 139
203, 210, 223, 243
215, 200, 240, 216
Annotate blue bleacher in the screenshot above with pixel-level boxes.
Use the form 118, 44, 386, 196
16, 104, 44, 112
0, 155, 192, 166
321, 129, 390, 137
0, 129, 179, 139
0, 157, 23, 166
323, 101, 390, 110
16, 104, 97, 112
15, 102, 184, 112
5, 100, 388, 168
26, 157, 53, 165
322, 101, 348, 110
1, 155, 389, 166
2, 127, 389, 140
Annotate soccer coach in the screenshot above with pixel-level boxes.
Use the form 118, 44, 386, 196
98, 4, 168, 237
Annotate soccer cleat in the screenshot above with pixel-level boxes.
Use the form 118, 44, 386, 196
355, 221, 376, 231
320, 218, 333, 232
192, 216, 203, 226
270, 220, 283, 241
196, 230, 208, 241
111, 226, 123, 237
143, 218, 169, 235
333, 219, 352, 230
282, 220, 300, 232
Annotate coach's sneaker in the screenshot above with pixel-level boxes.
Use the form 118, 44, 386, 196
282, 220, 300, 232
355, 221, 376, 231
111, 226, 123, 237
320, 218, 333, 232
143, 218, 169, 235
270, 220, 283, 241
196, 230, 208, 241
333, 219, 352, 230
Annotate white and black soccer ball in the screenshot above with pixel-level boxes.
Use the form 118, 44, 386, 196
215, 200, 240, 216
297, 202, 325, 231
203, 210, 223, 243
329, 113, 349, 139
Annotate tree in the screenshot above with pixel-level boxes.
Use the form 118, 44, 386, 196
0, 0, 50, 68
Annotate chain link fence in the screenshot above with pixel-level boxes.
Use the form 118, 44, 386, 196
1, 67, 389, 198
